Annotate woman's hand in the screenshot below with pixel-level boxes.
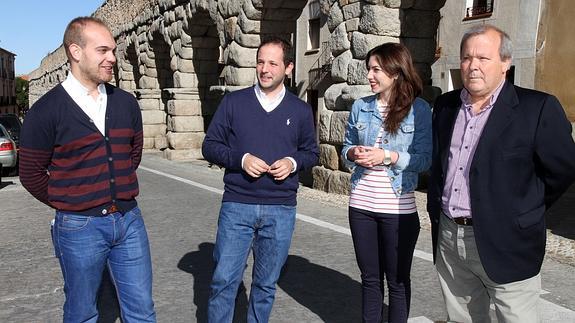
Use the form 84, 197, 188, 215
348, 146, 398, 168
350, 146, 383, 168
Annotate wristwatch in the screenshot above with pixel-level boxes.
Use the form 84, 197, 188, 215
383, 149, 392, 166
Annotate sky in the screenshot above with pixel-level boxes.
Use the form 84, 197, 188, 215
0, 1, 104, 76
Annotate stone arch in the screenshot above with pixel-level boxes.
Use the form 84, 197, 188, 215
150, 24, 174, 89
126, 40, 143, 89
182, 5, 221, 127
55, 71, 64, 83
110, 26, 168, 153
161, 0, 222, 160
146, 22, 174, 89
115, 33, 142, 91
131, 20, 171, 153
218, 0, 309, 88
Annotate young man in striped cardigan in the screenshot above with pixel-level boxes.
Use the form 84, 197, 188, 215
19, 17, 156, 322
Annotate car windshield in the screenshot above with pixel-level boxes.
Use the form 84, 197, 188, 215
0, 115, 21, 131
0, 125, 9, 138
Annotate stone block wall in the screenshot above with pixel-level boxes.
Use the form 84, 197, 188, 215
312, 0, 444, 195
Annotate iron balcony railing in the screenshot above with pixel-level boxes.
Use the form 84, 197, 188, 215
308, 41, 333, 90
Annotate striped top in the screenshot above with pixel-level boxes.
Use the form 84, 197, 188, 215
349, 104, 416, 214
19, 83, 143, 216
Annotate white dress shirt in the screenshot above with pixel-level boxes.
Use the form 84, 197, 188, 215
61, 73, 108, 135
254, 83, 286, 112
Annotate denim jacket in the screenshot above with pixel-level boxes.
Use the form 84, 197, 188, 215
342, 96, 432, 196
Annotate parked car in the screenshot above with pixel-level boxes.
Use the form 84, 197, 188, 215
0, 123, 18, 181
0, 114, 22, 148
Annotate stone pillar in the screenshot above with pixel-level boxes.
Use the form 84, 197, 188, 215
162, 88, 208, 160
135, 89, 167, 151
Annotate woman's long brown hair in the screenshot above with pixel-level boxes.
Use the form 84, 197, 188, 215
365, 43, 422, 134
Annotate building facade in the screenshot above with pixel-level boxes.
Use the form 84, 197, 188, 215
0, 47, 17, 115
431, 0, 575, 121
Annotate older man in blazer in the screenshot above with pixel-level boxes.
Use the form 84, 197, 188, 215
427, 24, 575, 323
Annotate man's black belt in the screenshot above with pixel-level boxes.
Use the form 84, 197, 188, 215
451, 216, 473, 226
59, 200, 137, 217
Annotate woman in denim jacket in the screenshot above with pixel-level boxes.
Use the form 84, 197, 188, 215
341, 43, 432, 323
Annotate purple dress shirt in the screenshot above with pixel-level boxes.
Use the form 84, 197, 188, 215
442, 81, 505, 219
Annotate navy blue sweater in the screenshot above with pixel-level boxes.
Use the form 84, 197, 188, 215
19, 84, 143, 215
202, 87, 319, 205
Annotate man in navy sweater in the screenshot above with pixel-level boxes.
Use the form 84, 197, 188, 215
202, 37, 319, 322
19, 17, 155, 322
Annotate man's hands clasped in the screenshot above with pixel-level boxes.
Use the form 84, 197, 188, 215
243, 154, 294, 181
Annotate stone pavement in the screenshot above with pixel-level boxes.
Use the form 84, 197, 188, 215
0, 153, 573, 322
545, 183, 575, 264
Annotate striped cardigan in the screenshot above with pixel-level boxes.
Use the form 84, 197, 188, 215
19, 83, 143, 216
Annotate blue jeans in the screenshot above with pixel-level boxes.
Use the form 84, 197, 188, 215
52, 206, 156, 323
208, 202, 296, 323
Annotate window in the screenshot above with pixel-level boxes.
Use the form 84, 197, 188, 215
307, 0, 321, 50
308, 19, 320, 50
463, 0, 494, 21
9, 57, 15, 80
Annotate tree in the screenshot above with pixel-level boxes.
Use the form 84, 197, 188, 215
16, 77, 29, 115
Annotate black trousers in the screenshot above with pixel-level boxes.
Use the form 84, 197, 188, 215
349, 207, 420, 323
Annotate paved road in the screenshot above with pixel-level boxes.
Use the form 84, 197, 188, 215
0, 153, 573, 322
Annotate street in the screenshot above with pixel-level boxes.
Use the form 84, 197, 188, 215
1, 153, 574, 322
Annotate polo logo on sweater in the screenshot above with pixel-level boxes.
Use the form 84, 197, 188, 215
286, 118, 291, 126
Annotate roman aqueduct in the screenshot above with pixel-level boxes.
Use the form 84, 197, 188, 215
29, 0, 445, 194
